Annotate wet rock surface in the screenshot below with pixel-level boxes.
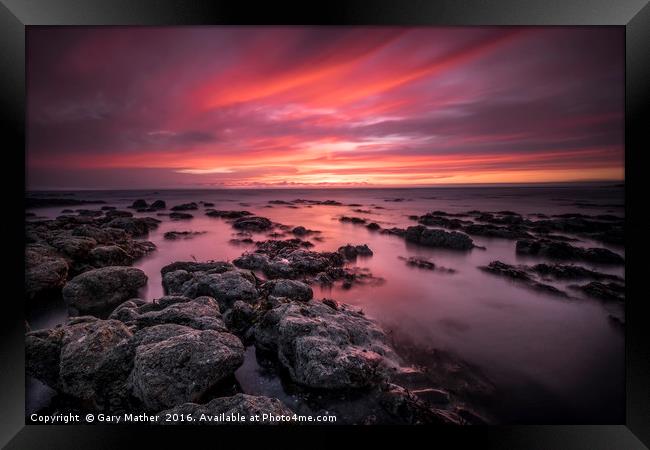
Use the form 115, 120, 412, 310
405, 225, 475, 250
479, 261, 568, 297
254, 299, 400, 389
62, 266, 148, 314
516, 239, 624, 264
159, 394, 294, 424
164, 231, 206, 240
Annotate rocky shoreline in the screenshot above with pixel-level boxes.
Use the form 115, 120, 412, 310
25, 197, 625, 424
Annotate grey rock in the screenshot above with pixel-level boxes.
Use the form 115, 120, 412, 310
254, 300, 400, 389
62, 266, 147, 314
129, 327, 244, 410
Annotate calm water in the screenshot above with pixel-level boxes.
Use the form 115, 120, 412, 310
26, 185, 625, 423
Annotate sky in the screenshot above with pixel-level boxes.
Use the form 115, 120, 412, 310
27, 26, 624, 190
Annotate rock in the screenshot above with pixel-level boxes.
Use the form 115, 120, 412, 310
130, 199, 148, 209
205, 210, 252, 219
479, 261, 568, 297
531, 263, 623, 282
417, 213, 469, 230
25, 244, 69, 300
254, 299, 400, 389
101, 206, 116, 211
338, 244, 373, 260
161, 261, 234, 275
411, 388, 450, 405
129, 327, 244, 410
223, 300, 255, 335
515, 239, 624, 264
264, 279, 313, 301
339, 216, 367, 224
366, 222, 381, 231
62, 266, 147, 314
90, 245, 135, 267
26, 317, 133, 402
171, 202, 198, 211
169, 212, 193, 220
399, 256, 435, 271
50, 236, 97, 260
159, 394, 293, 424
462, 223, 533, 240
291, 226, 318, 236
572, 281, 625, 302
480, 261, 531, 281
59, 318, 134, 401
72, 224, 128, 244
381, 227, 406, 237
76, 209, 103, 217
110, 296, 227, 331
104, 217, 159, 237
104, 210, 134, 219
164, 231, 205, 240
150, 200, 166, 209
405, 226, 474, 250
376, 384, 460, 424
203, 202, 215, 207
233, 216, 273, 231
162, 268, 258, 309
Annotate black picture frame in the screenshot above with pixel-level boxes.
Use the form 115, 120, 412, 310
2, 1, 649, 448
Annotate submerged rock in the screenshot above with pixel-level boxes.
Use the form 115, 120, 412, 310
516, 239, 624, 264
62, 266, 147, 314
479, 261, 567, 297
159, 394, 293, 424
164, 231, 206, 240
571, 281, 625, 302
171, 202, 198, 211
233, 216, 273, 231
206, 210, 252, 219
338, 244, 374, 260
169, 212, 193, 220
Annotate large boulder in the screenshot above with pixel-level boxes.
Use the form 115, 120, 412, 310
62, 266, 147, 314
159, 394, 293, 424
254, 299, 400, 389
26, 316, 133, 401
129, 326, 244, 410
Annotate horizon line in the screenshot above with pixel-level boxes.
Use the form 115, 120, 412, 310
26, 179, 624, 192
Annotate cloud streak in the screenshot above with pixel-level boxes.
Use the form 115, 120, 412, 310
27, 27, 624, 189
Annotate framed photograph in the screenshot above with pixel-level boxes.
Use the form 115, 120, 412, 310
2, 0, 649, 447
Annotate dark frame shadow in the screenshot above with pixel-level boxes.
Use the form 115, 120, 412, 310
1, 0, 649, 448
